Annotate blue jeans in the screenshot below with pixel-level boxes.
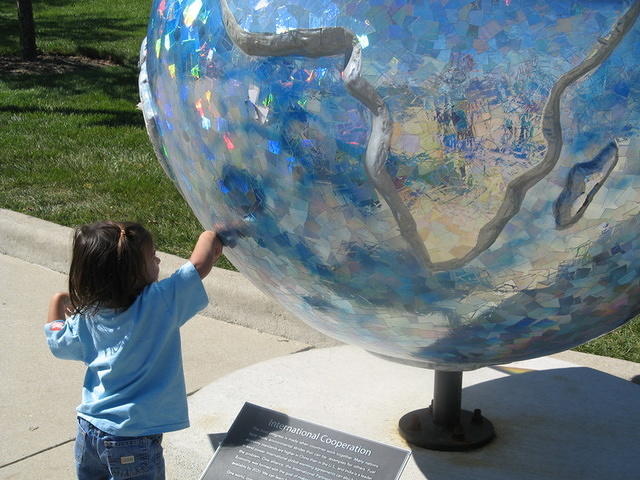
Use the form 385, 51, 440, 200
75, 417, 165, 480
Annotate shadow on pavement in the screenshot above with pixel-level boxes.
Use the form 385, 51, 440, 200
409, 367, 640, 480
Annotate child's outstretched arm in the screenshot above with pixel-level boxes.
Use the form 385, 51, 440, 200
189, 230, 224, 279
47, 292, 71, 323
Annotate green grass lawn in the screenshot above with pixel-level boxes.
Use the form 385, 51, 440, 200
1, 0, 151, 64
1, 1, 638, 362
575, 319, 640, 363
0, 0, 233, 269
0, 60, 234, 268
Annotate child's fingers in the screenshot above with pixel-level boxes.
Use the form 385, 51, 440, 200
216, 228, 238, 248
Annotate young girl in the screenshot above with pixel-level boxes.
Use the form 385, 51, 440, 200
44, 221, 223, 480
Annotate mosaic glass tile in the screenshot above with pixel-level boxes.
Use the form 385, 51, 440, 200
140, 0, 640, 369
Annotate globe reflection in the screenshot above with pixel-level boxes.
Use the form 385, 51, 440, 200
140, 0, 640, 369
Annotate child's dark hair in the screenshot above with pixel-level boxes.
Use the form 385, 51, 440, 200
69, 221, 154, 314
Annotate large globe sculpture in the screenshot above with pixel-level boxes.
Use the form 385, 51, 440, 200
140, 0, 640, 371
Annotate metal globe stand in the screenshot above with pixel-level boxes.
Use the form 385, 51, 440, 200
399, 370, 495, 451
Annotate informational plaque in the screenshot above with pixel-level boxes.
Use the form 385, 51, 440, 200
200, 402, 411, 480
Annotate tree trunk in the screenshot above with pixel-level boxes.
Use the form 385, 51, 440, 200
16, 0, 37, 60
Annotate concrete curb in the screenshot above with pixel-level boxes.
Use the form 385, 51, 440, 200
0, 209, 338, 348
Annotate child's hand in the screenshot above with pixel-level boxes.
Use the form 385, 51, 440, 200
47, 292, 71, 323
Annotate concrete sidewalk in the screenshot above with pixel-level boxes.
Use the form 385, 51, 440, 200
1, 209, 639, 479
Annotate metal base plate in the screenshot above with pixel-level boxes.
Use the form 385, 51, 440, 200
399, 408, 495, 451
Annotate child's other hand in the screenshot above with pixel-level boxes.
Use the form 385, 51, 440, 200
47, 292, 71, 323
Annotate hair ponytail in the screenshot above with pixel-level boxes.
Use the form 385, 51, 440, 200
116, 225, 130, 261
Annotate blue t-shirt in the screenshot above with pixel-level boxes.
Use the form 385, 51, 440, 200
44, 262, 208, 436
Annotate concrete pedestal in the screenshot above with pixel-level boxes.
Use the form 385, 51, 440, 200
165, 346, 640, 480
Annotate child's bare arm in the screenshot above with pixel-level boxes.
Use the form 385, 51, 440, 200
47, 292, 70, 323
189, 230, 223, 279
